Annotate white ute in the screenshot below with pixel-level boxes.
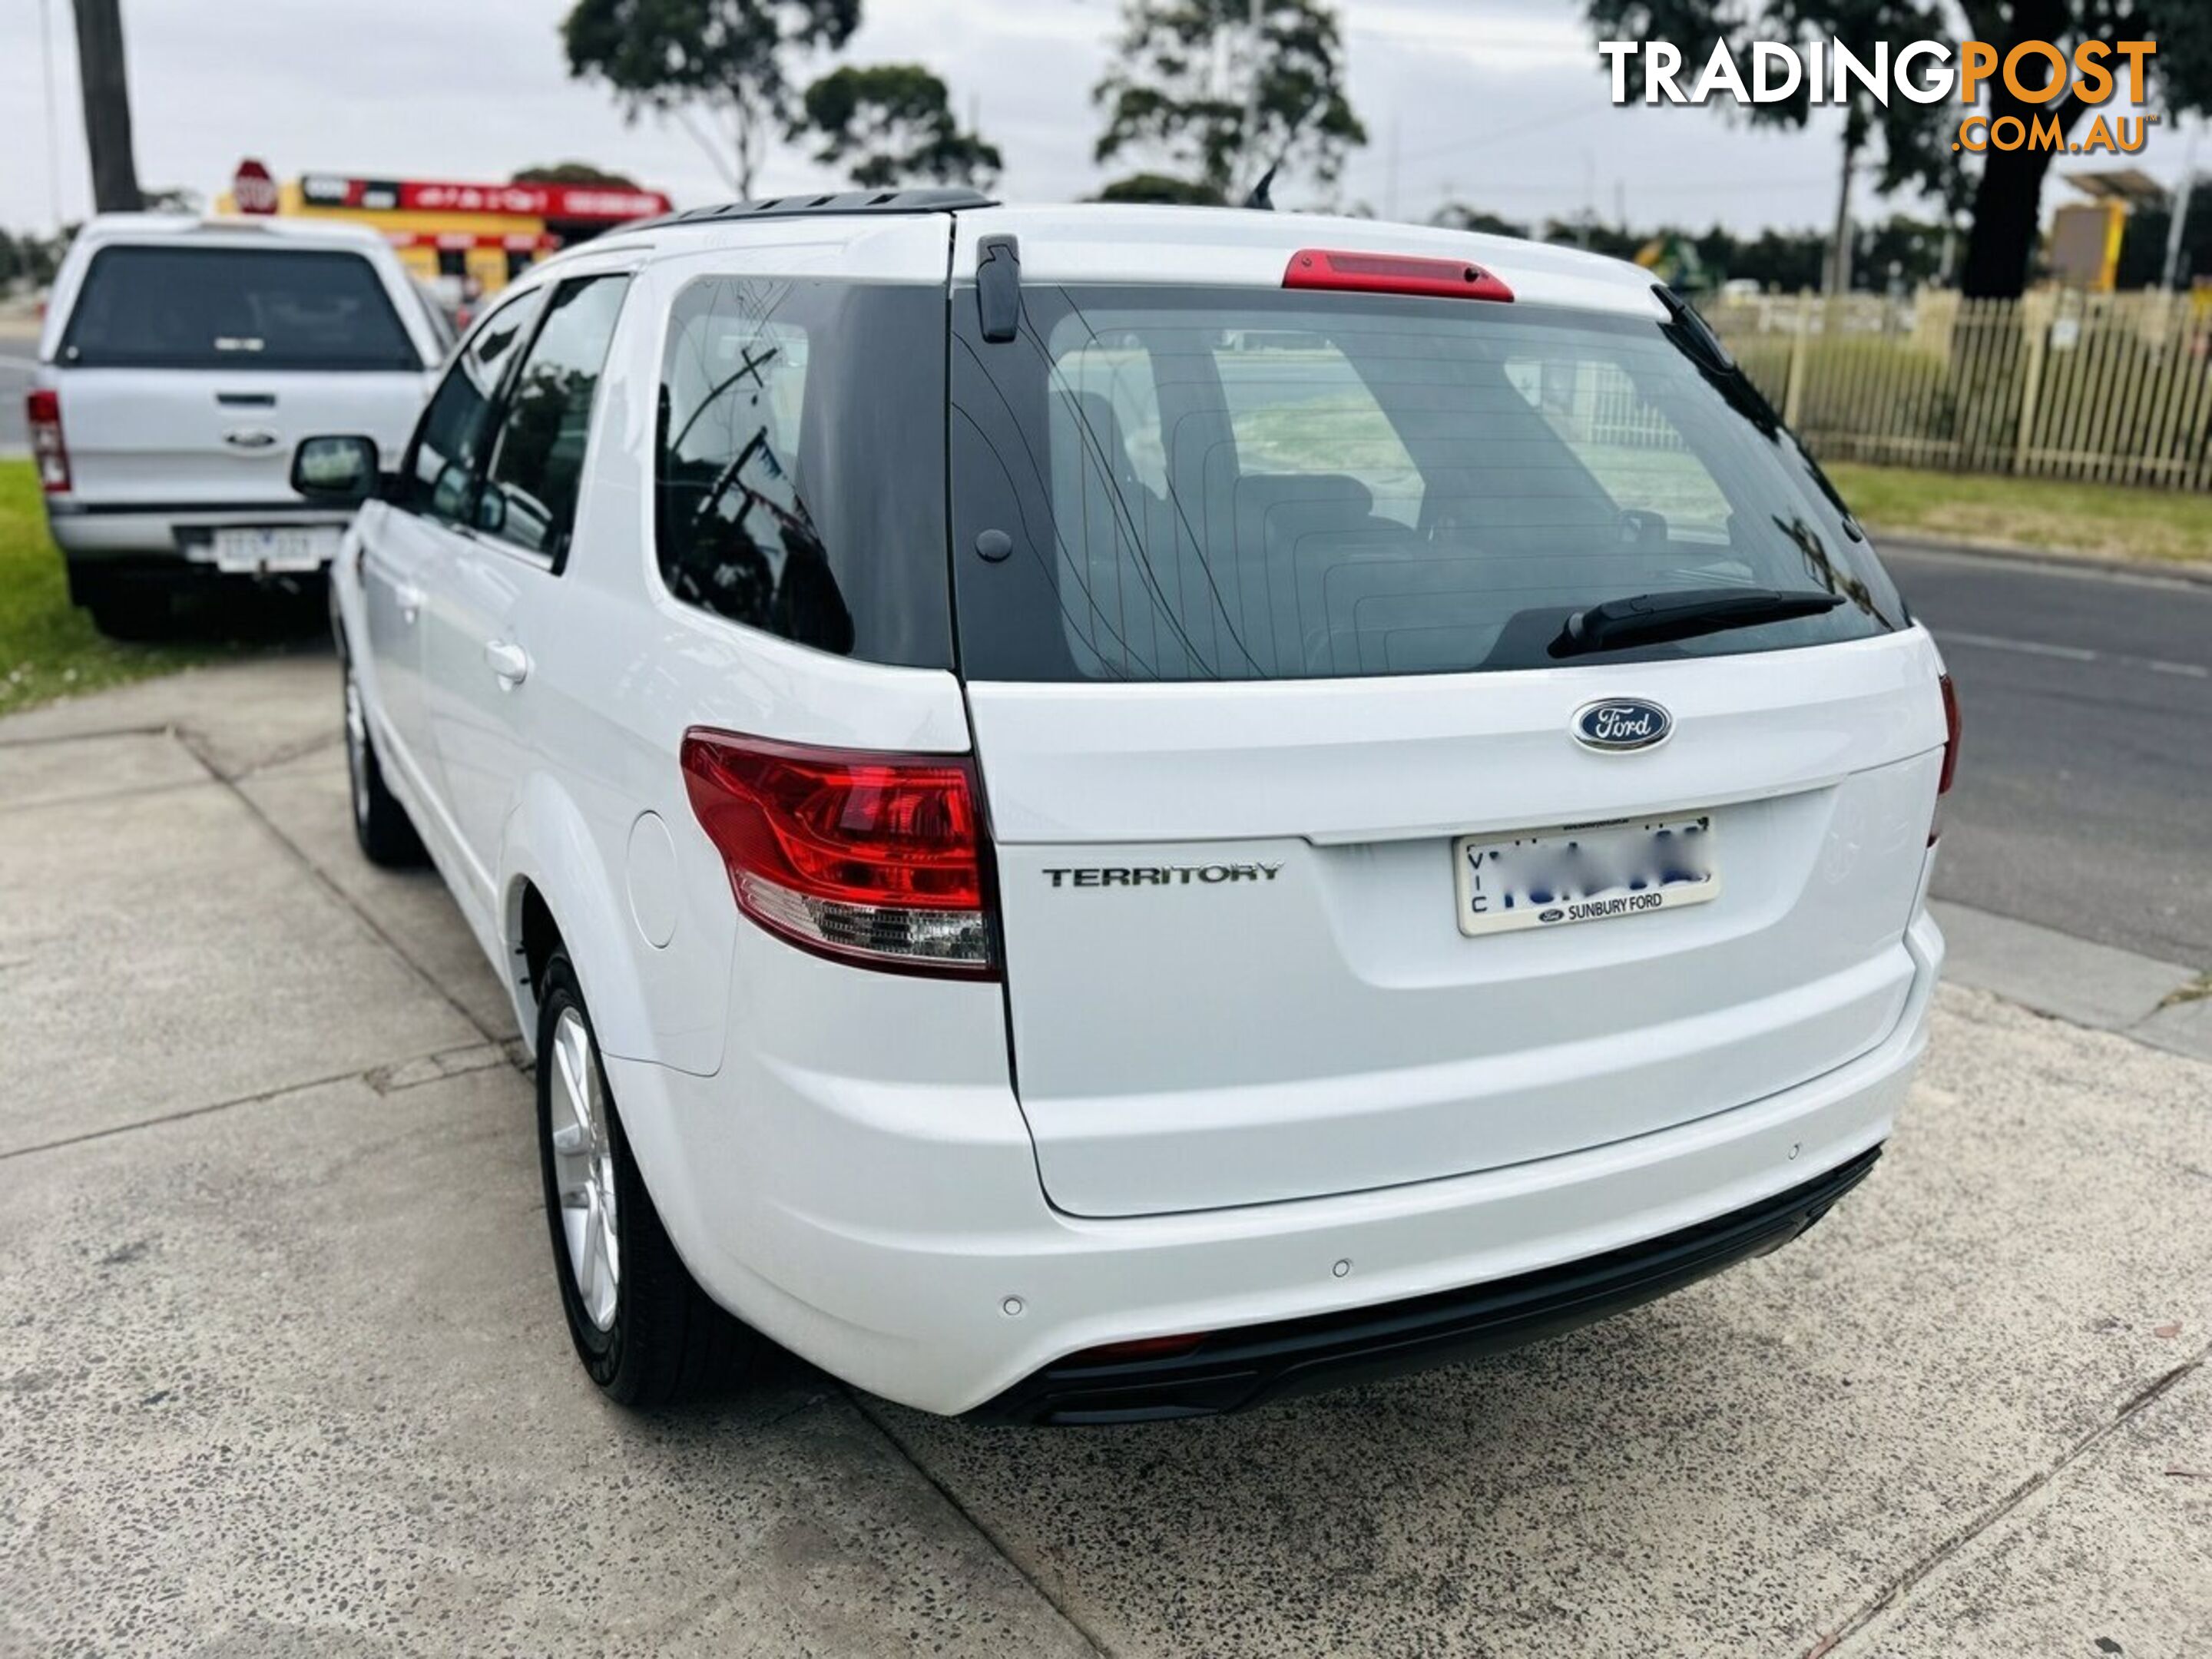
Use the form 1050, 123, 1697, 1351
298, 190, 1957, 1421
29, 214, 448, 637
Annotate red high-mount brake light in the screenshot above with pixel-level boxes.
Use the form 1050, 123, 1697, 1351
26, 389, 69, 493
1283, 249, 1515, 303
1929, 673, 1961, 846
679, 729, 998, 979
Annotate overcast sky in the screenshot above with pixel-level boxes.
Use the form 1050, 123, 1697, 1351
4, 0, 2198, 239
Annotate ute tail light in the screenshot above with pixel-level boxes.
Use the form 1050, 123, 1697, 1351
1283, 248, 1514, 303
680, 729, 998, 979
27, 389, 69, 493
1929, 673, 1960, 846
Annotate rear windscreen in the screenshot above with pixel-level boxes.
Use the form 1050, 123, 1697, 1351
949, 286, 1902, 682
60, 245, 422, 372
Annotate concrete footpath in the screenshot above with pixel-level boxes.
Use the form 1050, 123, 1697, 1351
2, 651, 2207, 1657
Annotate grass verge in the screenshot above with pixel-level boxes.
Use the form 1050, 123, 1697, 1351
1825, 462, 2212, 569
0, 459, 240, 718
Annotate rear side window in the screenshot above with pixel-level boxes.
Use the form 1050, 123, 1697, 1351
655, 276, 952, 669
476, 275, 630, 562
949, 286, 1902, 682
60, 244, 422, 371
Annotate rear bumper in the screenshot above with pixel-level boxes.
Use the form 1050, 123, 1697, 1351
609, 909, 1944, 1419
45, 499, 353, 561
972, 1146, 1880, 1424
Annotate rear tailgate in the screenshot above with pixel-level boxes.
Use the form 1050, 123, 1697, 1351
944, 249, 1943, 1220
47, 237, 430, 511
972, 633, 1943, 1218
55, 368, 427, 507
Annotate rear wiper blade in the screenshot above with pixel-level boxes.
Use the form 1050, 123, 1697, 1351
1552, 587, 1846, 659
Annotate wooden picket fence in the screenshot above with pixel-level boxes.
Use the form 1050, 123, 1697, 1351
1703, 289, 2212, 491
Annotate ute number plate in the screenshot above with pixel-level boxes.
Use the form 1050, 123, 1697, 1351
205, 525, 343, 574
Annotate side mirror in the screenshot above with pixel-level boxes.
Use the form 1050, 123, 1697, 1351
290, 435, 382, 506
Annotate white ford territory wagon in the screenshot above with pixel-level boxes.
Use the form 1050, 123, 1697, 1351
30, 214, 449, 637
296, 191, 1957, 1422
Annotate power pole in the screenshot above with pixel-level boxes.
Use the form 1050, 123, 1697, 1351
2164, 119, 2200, 293
1240, 0, 1264, 200
1384, 115, 1399, 222
1826, 127, 1857, 296
72, 0, 142, 213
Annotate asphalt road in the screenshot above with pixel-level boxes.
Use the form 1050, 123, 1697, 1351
1888, 544, 2212, 968
0, 331, 35, 452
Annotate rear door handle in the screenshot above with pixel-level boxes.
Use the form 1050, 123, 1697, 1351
483, 639, 530, 687
394, 583, 424, 624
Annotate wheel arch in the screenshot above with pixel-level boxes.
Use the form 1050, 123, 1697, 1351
499, 773, 660, 1066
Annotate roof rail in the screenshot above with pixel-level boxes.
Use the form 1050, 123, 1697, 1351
628, 187, 997, 232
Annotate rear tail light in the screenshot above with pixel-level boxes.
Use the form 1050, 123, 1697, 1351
1283, 248, 1514, 303
1929, 673, 1960, 845
26, 389, 69, 493
680, 729, 998, 979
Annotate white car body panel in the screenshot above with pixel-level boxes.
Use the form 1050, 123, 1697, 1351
969, 628, 1945, 1215
612, 907, 1936, 1415
334, 200, 1951, 1416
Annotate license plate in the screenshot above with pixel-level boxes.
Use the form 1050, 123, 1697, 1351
205, 526, 342, 574
1454, 814, 1720, 937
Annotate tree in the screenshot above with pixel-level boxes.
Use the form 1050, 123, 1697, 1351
1712, 227, 1829, 291
513, 162, 645, 188
71, 0, 142, 212
797, 65, 1002, 189
1432, 204, 1532, 238
1856, 214, 1952, 290
141, 186, 202, 215
1095, 172, 1228, 204
561, 0, 860, 197
1093, 0, 1366, 205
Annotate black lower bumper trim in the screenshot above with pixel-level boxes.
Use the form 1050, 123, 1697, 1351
970, 1147, 1882, 1426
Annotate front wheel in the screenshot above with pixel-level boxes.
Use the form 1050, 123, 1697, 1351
535, 952, 764, 1406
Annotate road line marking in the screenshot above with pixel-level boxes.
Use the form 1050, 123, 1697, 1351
1942, 629, 2097, 661
1938, 628, 2207, 678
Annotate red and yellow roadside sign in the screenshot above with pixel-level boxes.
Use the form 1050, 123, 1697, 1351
217, 161, 673, 296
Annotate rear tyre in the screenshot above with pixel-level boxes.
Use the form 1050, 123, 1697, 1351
81, 578, 177, 642
342, 655, 427, 868
535, 952, 764, 1406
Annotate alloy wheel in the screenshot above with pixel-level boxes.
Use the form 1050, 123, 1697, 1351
547, 1007, 621, 1330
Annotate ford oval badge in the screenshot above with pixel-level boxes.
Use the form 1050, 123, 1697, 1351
1572, 698, 1672, 753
